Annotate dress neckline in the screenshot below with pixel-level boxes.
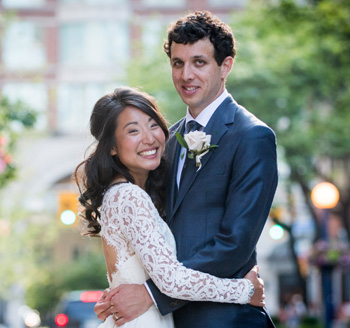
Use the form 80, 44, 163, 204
104, 181, 128, 194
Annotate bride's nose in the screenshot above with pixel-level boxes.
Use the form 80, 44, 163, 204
142, 129, 155, 144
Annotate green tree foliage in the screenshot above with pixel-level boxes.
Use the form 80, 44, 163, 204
127, 42, 185, 125
0, 98, 38, 299
0, 97, 37, 188
0, 97, 107, 320
25, 252, 107, 319
226, 0, 350, 240
0, 205, 106, 322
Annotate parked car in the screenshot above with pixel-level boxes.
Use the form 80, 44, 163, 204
51, 290, 103, 328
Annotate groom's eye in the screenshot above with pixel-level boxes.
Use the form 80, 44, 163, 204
172, 60, 183, 68
195, 59, 205, 66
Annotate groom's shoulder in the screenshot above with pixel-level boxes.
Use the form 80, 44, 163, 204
169, 117, 185, 132
227, 97, 276, 139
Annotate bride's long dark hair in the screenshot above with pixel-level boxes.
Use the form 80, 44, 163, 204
74, 86, 169, 236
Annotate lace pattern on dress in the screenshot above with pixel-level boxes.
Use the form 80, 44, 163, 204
100, 183, 253, 304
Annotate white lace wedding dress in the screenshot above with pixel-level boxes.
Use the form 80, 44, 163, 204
98, 182, 253, 328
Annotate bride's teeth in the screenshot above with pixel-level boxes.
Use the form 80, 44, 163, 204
140, 149, 156, 156
186, 87, 196, 91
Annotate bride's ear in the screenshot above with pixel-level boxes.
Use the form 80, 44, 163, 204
111, 147, 117, 156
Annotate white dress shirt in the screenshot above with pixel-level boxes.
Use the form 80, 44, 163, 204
176, 89, 229, 187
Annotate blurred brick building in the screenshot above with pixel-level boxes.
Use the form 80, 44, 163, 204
0, 0, 246, 134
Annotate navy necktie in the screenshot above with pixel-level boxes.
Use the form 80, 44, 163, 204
186, 120, 202, 133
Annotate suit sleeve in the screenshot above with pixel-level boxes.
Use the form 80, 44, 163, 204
147, 125, 278, 315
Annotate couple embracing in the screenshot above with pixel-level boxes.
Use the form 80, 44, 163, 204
75, 10, 278, 328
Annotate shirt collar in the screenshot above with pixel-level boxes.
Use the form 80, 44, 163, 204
185, 89, 229, 128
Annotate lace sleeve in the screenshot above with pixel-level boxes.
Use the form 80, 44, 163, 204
110, 184, 253, 304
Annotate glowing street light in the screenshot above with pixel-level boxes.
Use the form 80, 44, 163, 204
311, 182, 339, 241
311, 182, 339, 328
19, 306, 41, 328
311, 182, 339, 209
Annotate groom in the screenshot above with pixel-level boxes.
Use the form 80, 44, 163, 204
96, 11, 278, 327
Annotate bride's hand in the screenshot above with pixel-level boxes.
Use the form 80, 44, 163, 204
244, 265, 266, 307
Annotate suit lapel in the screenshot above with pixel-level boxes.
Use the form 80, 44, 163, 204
169, 96, 237, 223
165, 119, 186, 222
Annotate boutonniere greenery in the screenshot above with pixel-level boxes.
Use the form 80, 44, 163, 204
176, 131, 218, 171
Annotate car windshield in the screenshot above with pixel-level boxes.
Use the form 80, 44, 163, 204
65, 301, 96, 319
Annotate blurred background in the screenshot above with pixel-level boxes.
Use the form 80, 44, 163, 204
0, 0, 349, 327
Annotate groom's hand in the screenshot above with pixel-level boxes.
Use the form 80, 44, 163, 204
244, 265, 266, 307
106, 284, 153, 327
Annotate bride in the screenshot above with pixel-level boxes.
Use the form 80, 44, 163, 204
75, 87, 265, 328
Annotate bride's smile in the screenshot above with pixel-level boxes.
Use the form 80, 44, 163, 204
111, 105, 166, 188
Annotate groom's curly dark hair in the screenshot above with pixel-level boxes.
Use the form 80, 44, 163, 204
163, 10, 236, 66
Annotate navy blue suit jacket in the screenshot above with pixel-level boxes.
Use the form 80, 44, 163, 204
147, 95, 278, 327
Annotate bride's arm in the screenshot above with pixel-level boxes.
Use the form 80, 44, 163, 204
107, 185, 258, 304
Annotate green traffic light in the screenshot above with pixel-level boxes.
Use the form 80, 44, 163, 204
269, 224, 284, 240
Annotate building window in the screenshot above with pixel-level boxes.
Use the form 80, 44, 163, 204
208, 0, 246, 7
60, 0, 127, 5
1, 0, 45, 8
59, 21, 129, 66
2, 22, 46, 70
141, 19, 166, 57
142, 0, 185, 7
57, 83, 116, 133
2, 83, 47, 130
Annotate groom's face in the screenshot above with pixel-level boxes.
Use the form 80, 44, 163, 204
170, 38, 232, 118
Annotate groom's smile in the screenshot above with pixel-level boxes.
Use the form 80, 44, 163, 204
170, 38, 232, 118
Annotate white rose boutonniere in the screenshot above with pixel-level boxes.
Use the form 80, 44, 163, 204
176, 131, 218, 171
